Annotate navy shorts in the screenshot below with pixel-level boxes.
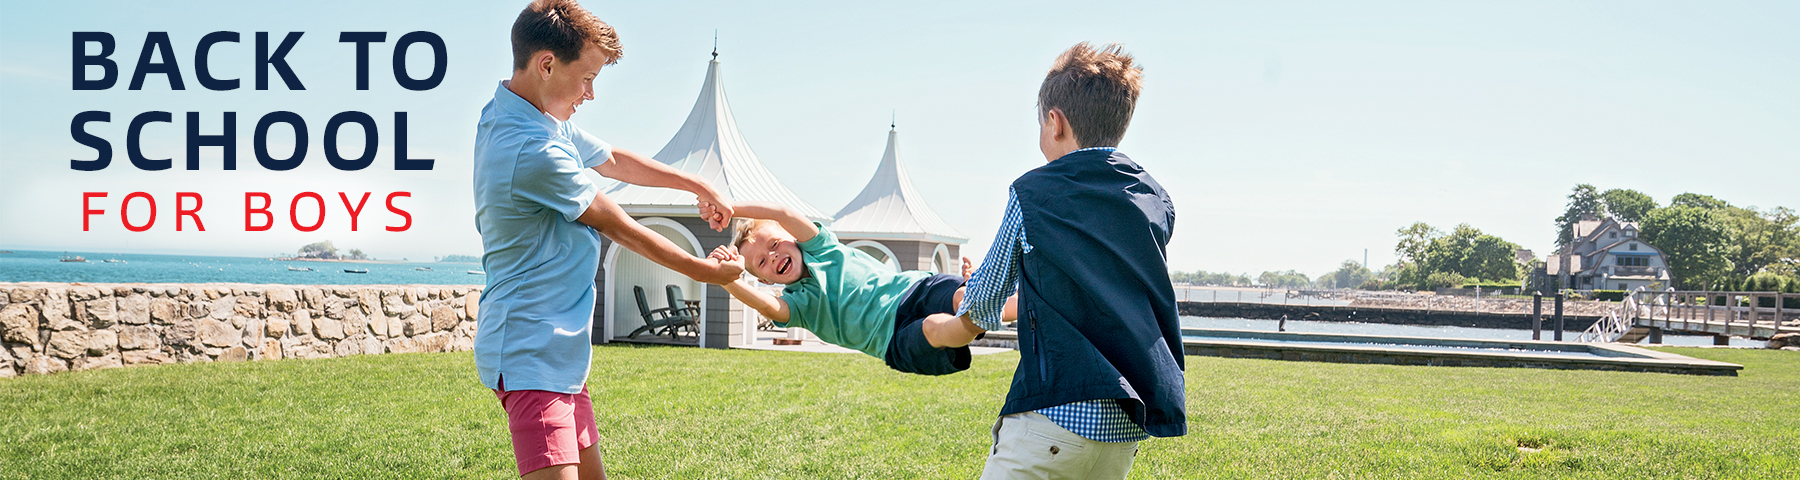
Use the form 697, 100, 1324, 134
884, 274, 972, 376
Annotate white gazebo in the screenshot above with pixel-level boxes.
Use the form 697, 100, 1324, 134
595, 54, 827, 349
832, 126, 967, 274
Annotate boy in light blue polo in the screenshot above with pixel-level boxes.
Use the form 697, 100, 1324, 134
473, 2, 740, 477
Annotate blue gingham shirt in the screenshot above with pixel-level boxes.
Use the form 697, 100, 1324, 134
958, 147, 1149, 443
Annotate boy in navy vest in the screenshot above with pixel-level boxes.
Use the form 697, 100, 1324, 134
940, 42, 1186, 480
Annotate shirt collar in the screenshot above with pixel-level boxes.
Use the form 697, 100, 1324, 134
494, 80, 563, 132
1055, 146, 1117, 162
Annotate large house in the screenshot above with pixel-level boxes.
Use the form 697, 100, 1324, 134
1546, 215, 1672, 291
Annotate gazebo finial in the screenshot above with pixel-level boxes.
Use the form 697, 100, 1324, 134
712, 30, 718, 60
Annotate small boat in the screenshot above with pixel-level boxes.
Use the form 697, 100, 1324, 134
103, 258, 126, 263
343, 269, 369, 274
288, 266, 314, 272
468, 270, 486, 275
60, 252, 87, 263
0, 250, 14, 254
414, 267, 433, 271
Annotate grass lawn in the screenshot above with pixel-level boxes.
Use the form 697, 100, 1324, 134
2, 345, 1797, 479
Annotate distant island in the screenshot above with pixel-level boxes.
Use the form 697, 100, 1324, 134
274, 241, 371, 262
438, 254, 480, 263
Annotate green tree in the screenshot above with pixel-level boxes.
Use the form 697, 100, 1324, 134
1601, 188, 1658, 223
1641, 205, 1733, 289
1420, 224, 1522, 282
1257, 270, 1313, 289
1394, 222, 1442, 265
1670, 193, 1730, 210
1319, 260, 1373, 290
1555, 184, 1603, 248
299, 240, 336, 255
1722, 206, 1799, 278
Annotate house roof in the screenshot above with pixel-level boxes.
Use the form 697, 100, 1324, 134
1573, 218, 1605, 239
831, 127, 967, 244
601, 57, 829, 221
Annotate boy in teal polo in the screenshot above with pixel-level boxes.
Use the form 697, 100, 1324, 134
701, 201, 1015, 374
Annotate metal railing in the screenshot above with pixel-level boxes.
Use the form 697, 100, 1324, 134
1582, 288, 1797, 342
1579, 287, 1643, 342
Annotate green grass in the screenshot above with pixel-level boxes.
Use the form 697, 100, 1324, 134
2, 346, 1797, 479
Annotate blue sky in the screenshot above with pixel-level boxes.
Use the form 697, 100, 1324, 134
2, 0, 1795, 277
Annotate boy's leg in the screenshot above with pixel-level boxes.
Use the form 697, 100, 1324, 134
497, 383, 603, 479
979, 412, 1138, 480
885, 274, 973, 375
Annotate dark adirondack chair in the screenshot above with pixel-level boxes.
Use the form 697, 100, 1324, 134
664, 285, 701, 338
630, 286, 696, 339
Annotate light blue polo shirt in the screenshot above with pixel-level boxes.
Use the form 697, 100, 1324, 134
472, 81, 613, 394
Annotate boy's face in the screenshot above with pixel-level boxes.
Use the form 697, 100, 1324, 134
740, 224, 806, 285
541, 43, 611, 121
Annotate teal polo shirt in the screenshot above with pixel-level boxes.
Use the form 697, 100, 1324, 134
472, 81, 613, 394
776, 225, 933, 358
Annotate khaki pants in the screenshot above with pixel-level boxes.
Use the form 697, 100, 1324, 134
979, 412, 1139, 480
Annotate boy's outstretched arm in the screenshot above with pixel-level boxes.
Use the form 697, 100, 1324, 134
709, 246, 791, 322
578, 190, 742, 284
594, 147, 733, 231
708, 201, 820, 243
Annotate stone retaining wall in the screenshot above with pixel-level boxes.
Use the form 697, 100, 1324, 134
0, 282, 482, 377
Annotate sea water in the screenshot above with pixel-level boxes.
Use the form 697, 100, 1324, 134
0, 250, 484, 286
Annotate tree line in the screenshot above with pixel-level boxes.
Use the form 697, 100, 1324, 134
1172, 185, 1796, 293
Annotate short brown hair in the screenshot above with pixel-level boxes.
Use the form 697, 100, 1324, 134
1037, 42, 1143, 147
511, 0, 623, 70
731, 218, 779, 250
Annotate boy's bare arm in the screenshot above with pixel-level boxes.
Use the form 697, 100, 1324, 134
722, 201, 820, 243
592, 147, 732, 230
721, 280, 791, 323
577, 191, 742, 284
709, 245, 791, 322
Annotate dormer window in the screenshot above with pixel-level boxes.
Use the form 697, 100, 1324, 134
1629, 243, 1638, 251
1625, 230, 1636, 237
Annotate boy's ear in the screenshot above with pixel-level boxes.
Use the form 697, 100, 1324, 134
1049, 109, 1074, 142
536, 51, 557, 79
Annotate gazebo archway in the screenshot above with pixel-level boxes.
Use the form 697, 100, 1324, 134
602, 217, 707, 346
931, 244, 953, 275
846, 240, 901, 272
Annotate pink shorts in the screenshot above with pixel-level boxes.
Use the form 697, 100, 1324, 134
494, 380, 598, 476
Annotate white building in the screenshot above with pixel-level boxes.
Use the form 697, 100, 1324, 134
831, 126, 967, 274
1547, 216, 1672, 291
594, 54, 827, 348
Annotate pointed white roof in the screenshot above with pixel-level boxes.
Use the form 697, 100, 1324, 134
831, 127, 967, 244
603, 58, 828, 221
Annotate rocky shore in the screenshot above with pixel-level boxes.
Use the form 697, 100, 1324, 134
0, 282, 482, 377
1346, 294, 1618, 317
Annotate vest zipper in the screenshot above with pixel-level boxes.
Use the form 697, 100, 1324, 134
1030, 309, 1047, 381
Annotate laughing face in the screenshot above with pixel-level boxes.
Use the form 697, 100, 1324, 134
739, 223, 807, 285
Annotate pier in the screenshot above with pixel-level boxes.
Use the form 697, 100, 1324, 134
1582, 289, 1799, 343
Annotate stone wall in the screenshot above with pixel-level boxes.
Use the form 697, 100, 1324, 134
0, 282, 482, 377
